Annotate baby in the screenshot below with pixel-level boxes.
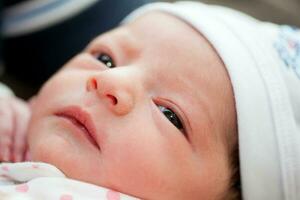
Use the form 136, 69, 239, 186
1, 1, 300, 200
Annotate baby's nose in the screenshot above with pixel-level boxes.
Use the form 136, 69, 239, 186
86, 71, 135, 116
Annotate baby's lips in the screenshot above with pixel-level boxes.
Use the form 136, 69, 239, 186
55, 105, 101, 150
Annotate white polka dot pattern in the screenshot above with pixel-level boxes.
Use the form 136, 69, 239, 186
0, 162, 141, 200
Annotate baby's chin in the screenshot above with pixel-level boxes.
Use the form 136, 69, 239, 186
27, 115, 105, 179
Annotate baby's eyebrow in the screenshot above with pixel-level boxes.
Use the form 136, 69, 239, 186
110, 27, 141, 60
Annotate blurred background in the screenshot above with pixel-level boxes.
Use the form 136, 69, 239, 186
1, 0, 300, 99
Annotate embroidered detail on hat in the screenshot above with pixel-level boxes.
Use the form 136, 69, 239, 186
274, 25, 300, 79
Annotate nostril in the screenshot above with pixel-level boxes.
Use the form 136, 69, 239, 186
87, 77, 98, 91
106, 94, 118, 105
91, 78, 98, 89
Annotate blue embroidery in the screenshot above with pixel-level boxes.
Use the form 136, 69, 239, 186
274, 25, 300, 79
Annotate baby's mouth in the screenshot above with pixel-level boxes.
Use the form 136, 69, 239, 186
54, 106, 100, 150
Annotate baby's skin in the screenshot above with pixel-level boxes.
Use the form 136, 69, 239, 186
1, 12, 237, 200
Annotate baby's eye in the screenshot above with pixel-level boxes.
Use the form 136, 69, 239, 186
96, 53, 115, 68
158, 105, 183, 130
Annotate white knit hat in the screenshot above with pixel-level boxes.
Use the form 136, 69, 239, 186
123, 2, 300, 200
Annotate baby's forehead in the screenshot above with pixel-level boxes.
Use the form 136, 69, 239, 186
88, 12, 227, 89
115, 14, 218, 61
94, 12, 208, 47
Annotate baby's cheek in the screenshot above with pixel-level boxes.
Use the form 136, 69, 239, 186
28, 127, 59, 162
38, 78, 67, 101
101, 141, 166, 194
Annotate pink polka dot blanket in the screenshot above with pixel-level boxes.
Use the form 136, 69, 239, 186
0, 162, 141, 200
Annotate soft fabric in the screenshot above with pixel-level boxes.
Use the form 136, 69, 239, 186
123, 2, 300, 200
0, 162, 140, 200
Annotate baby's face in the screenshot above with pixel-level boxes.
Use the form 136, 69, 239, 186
28, 12, 236, 200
